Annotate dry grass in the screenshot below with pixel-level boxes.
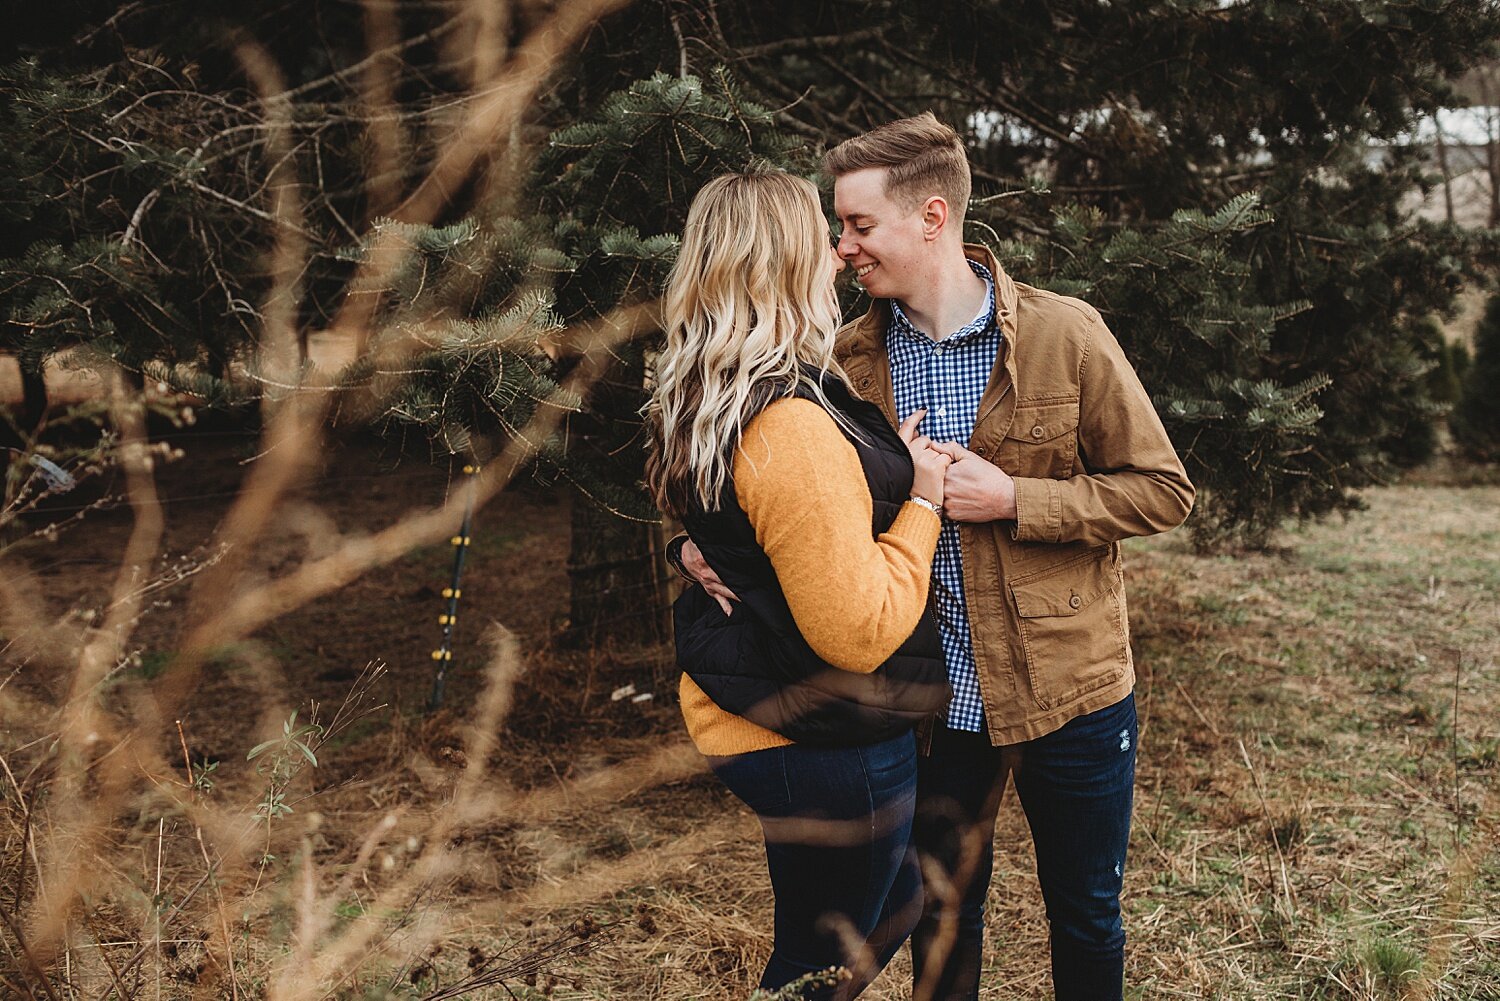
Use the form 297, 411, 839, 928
3, 456, 1496, 1000
452, 483, 1500, 1001
1109, 484, 1500, 1000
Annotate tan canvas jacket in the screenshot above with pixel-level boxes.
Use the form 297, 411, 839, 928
836, 245, 1195, 745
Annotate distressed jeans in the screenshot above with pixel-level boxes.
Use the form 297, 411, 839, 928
910, 693, 1137, 1001
708, 731, 923, 1000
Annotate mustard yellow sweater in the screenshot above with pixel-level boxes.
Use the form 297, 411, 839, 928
679, 397, 942, 756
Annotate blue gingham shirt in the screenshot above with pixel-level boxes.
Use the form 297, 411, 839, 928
887, 260, 1001, 733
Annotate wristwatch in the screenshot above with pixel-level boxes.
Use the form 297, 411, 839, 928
908, 495, 943, 517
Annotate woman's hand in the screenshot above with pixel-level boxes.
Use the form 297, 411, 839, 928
898, 408, 951, 508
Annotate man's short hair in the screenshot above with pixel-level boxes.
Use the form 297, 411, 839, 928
823, 112, 971, 222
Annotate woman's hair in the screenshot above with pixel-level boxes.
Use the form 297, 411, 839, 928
646, 170, 853, 518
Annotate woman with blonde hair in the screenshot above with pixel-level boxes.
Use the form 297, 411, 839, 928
645, 169, 953, 999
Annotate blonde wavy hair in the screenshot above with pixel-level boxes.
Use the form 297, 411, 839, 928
646, 170, 854, 517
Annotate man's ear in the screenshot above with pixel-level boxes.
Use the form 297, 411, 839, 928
921, 196, 949, 242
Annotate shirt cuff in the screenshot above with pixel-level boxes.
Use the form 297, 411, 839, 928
665, 532, 696, 582
1011, 477, 1061, 543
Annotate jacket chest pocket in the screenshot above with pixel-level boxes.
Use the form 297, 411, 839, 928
997, 400, 1079, 480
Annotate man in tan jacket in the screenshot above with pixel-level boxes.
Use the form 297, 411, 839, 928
825, 113, 1193, 1001
680, 113, 1192, 1000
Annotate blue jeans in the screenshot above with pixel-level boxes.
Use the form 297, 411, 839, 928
910, 694, 1137, 1001
708, 731, 923, 1000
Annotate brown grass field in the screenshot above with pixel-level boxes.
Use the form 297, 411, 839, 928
1, 436, 1497, 1000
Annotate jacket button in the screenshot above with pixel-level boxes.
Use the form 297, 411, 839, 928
1068, 594, 1082, 609
975, 445, 986, 455
1031, 425, 1045, 439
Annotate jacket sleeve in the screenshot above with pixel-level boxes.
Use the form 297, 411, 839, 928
1011, 312, 1195, 546
735, 398, 941, 674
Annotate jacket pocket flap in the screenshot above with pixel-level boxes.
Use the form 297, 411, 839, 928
1011, 555, 1113, 618
1004, 401, 1079, 444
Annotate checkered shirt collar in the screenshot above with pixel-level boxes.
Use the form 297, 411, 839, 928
888, 259, 997, 345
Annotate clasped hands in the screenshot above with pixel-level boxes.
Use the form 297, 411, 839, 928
896, 408, 1017, 525
681, 408, 1017, 613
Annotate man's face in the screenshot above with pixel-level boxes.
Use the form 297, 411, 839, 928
832, 167, 930, 302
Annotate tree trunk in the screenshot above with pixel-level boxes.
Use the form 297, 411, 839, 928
1490, 120, 1500, 229
565, 350, 669, 647
567, 499, 668, 647
1480, 73, 1500, 228
19, 365, 47, 433
1433, 111, 1455, 225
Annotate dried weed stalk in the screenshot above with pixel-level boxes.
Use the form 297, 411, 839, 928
0, 1, 666, 997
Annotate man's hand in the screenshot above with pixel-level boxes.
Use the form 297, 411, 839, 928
681, 539, 741, 615
932, 441, 1018, 523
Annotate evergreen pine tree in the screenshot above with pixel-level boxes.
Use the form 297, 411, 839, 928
1003, 192, 1333, 549
0, 58, 276, 418
369, 70, 802, 643
539, 70, 803, 644
4, 0, 1498, 647
618, 0, 1500, 547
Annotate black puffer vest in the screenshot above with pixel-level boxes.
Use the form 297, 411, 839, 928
674, 369, 950, 746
